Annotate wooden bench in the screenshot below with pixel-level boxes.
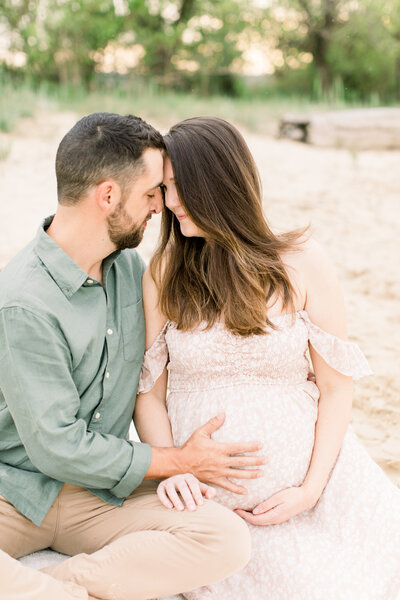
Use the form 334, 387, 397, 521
279, 107, 400, 150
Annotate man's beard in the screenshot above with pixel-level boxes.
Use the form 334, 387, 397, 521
107, 201, 149, 251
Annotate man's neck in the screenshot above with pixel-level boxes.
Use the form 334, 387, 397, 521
46, 207, 115, 284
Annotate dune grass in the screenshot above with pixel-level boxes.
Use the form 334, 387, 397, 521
51, 84, 358, 135
0, 74, 386, 143
0, 78, 56, 133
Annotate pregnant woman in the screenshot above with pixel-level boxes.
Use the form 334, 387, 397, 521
134, 116, 400, 599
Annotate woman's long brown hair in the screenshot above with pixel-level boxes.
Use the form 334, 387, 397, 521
151, 116, 306, 336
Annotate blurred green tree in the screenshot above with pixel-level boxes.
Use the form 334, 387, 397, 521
122, 0, 263, 94
268, 0, 345, 95
328, 0, 398, 101
0, 0, 124, 85
0, 0, 264, 94
268, 0, 400, 101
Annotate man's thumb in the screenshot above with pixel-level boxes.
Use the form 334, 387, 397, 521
200, 413, 225, 437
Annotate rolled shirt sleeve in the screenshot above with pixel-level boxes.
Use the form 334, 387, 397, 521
0, 306, 152, 495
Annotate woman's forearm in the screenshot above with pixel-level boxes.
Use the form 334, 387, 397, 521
302, 380, 353, 501
134, 394, 174, 447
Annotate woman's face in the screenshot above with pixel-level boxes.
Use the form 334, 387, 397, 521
162, 156, 204, 238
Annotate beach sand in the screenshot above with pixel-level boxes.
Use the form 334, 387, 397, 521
1, 110, 399, 574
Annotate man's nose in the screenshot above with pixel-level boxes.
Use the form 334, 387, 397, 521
151, 188, 164, 214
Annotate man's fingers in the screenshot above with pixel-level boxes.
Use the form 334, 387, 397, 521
229, 455, 266, 468
197, 413, 226, 437
215, 478, 248, 495
224, 441, 264, 455
224, 468, 264, 480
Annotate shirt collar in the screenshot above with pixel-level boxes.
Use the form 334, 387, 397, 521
35, 216, 120, 299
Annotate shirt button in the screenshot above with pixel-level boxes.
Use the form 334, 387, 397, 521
95, 412, 100, 419
87, 279, 94, 284
107, 328, 113, 335
105, 371, 110, 379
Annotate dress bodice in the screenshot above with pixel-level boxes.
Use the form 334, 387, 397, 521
139, 310, 372, 394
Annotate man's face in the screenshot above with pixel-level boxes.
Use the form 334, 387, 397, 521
107, 147, 164, 250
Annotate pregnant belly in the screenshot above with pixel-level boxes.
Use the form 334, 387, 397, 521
167, 383, 319, 511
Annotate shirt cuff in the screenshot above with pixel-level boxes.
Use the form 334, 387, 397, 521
110, 442, 152, 498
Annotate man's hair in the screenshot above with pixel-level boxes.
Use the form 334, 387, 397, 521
55, 112, 164, 204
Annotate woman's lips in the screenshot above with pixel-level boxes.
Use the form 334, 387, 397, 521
177, 214, 187, 221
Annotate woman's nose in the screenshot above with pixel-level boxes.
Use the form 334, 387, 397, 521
164, 188, 180, 210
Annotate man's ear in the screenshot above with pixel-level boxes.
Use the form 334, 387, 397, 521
95, 180, 122, 213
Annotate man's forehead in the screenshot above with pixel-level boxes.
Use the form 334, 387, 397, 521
142, 146, 164, 166
135, 149, 163, 186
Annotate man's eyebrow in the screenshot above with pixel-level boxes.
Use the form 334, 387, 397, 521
145, 181, 163, 193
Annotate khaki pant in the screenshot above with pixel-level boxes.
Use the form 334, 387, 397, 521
0, 482, 250, 600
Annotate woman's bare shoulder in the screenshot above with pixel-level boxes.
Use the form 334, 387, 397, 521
280, 236, 337, 309
282, 236, 331, 276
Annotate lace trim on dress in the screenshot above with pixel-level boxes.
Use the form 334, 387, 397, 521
138, 321, 170, 394
298, 310, 373, 380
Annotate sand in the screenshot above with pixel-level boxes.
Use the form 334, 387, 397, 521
1, 109, 399, 502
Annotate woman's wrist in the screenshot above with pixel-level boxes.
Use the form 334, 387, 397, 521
301, 480, 324, 506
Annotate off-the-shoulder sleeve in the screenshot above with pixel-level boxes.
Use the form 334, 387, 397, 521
138, 321, 169, 394
298, 310, 373, 380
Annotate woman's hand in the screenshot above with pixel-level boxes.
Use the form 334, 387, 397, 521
234, 486, 319, 526
157, 473, 216, 511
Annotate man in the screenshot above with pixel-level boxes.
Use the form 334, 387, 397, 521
0, 113, 264, 600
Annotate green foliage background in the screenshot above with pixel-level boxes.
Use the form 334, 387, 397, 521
1, 0, 400, 101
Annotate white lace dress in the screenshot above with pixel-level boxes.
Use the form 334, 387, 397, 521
139, 311, 400, 600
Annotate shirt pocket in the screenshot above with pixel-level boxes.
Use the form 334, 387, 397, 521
121, 298, 145, 362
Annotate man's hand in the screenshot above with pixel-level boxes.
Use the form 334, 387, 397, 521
179, 413, 266, 495
234, 485, 318, 526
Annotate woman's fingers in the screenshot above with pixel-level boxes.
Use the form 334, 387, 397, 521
234, 507, 283, 526
158, 474, 216, 511
177, 480, 197, 511
253, 493, 282, 515
157, 484, 173, 509
185, 477, 205, 506
234, 508, 261, 524
164, 482, 185, 511
198, 481, 216, 500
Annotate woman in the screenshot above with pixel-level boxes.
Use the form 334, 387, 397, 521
134, 116, 400, 599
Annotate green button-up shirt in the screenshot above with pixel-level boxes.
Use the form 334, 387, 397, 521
0, 217, 152, 526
